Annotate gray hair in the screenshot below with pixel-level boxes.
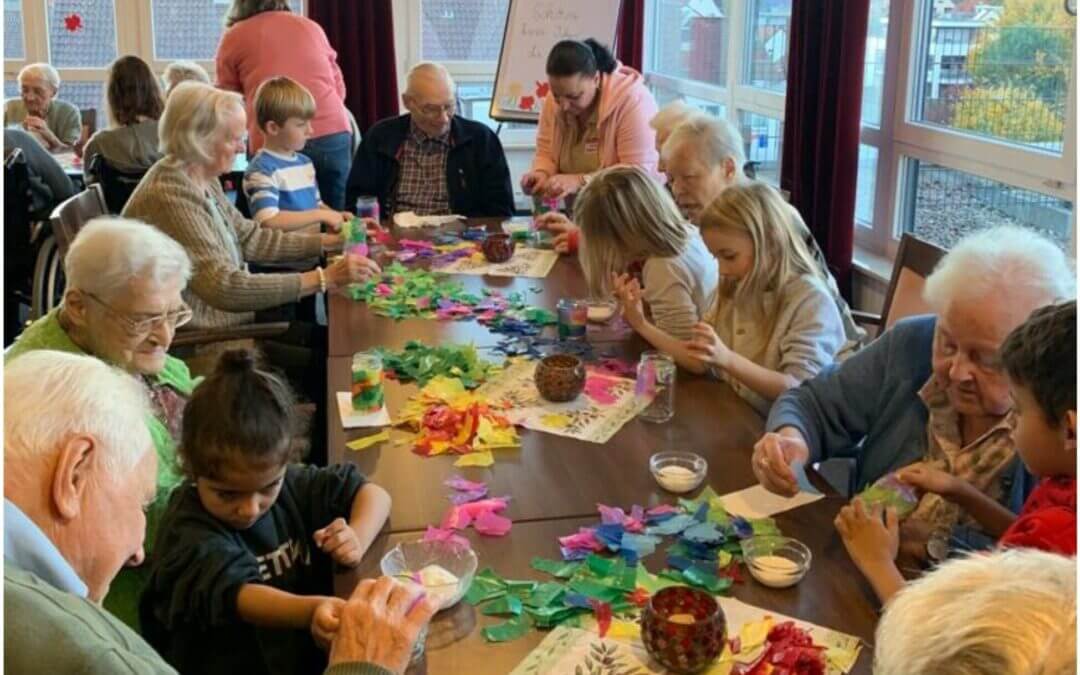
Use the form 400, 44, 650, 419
875, 549, 1076, 675
65, 217, 192, 300
159, 81, 244, 166
225, 0, 290, 27
662, 114, 747, 175
18, 62, 61, 92
649, 101, 695, 136
5, 351, 153, 477
924, 226, 1075, 314
405, 62, 456, 97
162, 60, 210, 96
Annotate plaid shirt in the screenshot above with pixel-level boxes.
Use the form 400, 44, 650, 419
394, 121, 452, 215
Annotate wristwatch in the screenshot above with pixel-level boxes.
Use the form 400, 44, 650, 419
926, 531, 950, 565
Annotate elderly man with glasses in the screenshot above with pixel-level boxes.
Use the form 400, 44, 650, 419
345, 62, 515, 218
6, 216, 197, 630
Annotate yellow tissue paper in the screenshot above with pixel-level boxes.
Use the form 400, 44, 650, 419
540, 413, 572, 429
346, 430, 390, 451
475, 416, 520, 450
454, 451, 495, 467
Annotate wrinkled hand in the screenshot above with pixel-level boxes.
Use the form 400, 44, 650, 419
520, 170, 549, 196
313, 517, 365, 568
329, 577, 439, 674
327, 254, 381, 289
542, 173, 584, 200
835, 498, 899, 572
684, 322, 730, 368
751, 429, 810, 497
611, 272, 645, 328
897, 464, 959, 499
22, 115, 47, 132
311, 597, 346, 650
533, 213, 579, 253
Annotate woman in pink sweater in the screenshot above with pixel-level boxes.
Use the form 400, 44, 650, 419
215, 0, 352, 209
521, 39, 660, 203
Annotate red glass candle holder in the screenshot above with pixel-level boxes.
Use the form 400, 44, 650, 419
481, 233, 515, 263
641, 586, 726, 673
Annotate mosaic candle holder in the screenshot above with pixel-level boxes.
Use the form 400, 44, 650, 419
343, 216, 369, 258
641, 586, 727, 674
556, 298, 588, 341
535, 354, 586, 403
355, 195, 380, 222
481, 233, 516, 263
351, 352, 384, 412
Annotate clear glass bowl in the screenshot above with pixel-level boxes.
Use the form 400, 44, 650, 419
741, 536, 812, 588
586, 299, 617, 324
649, 451, 707, 494
379, 539, 478, 611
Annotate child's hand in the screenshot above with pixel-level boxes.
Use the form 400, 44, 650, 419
835, 498, 899, 573
311, 596, 346, 650
898, 464, 960, 499
684, 322, 731, 368
314, 518, 365, 568
318, 209, 346, 232
611, 272, 645, 328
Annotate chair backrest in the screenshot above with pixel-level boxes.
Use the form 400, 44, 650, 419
48, 183, 108, 259
75, 108, 97, 154
91, 154, 147, 214
5, 148, 34, 277
880, 233, 948, 331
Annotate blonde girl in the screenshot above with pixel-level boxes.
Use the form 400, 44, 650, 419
575, 166, 718, 341
616, 181, 845, 414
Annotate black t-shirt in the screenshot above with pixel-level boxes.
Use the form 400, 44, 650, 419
139, 463, 366, 675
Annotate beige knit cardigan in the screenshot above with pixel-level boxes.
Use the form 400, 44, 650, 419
123, 157, 323, 329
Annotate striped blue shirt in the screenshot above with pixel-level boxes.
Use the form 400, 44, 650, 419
242, 149, 321, 223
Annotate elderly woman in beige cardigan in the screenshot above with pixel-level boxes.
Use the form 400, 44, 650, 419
123, 81, 378, 330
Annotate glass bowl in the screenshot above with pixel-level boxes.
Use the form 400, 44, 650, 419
586, 299, 617, 324
650, 451, 707, 494
380, 539, 478, 611
741, 536, 812, 588
641, 586, 727, 673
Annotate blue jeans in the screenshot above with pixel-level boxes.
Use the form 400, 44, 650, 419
302, 131, 352, 211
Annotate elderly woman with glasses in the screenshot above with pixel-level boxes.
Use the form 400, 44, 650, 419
5, 217, 196, 630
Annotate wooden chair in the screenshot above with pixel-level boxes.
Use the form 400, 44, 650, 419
852, 233, 948, 337
73, 108, 97, 156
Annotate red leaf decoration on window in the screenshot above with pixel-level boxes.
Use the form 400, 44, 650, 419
535, 81, 550, 98
63, 13, 83, 32
518, 95, 535, 111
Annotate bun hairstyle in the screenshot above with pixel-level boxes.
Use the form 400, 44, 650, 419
546, 38, 617, 78
178, 349, 301, 480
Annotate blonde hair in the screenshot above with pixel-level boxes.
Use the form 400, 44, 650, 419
700, 181, 822, 324
649, 101, 695, 136
574, 166, 694, 296
663, 114, 747, 176
253, 76, 315, 130
162, 60, 210, 96
875, 549, 1076, 675
159, 81, 244, 166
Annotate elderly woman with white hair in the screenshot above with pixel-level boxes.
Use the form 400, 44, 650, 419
754, 226, 1075, 561
3, 62, 81, 151
874, 549, 1075, 675
6, 217, 197, 628
649, 100, 695, 176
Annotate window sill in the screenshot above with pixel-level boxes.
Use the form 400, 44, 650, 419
852, 245, 893, 285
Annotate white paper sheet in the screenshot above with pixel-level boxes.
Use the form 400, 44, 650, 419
336, 392, 391, 429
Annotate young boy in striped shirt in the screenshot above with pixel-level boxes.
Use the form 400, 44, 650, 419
243, 77, 351, 234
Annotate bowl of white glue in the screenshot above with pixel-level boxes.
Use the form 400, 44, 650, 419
586, 299, 617, 323
381, 539, 478, 610
650, 451, 707, 494
741, 536, 811, 588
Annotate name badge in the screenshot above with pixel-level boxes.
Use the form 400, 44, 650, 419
584, 138, 600, 154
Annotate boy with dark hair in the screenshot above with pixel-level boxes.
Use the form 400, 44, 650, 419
836, 300, 1076, 604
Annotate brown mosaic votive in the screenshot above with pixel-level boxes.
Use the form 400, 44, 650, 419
641, 586, 727, 674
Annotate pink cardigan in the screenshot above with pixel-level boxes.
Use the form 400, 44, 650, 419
215, 11, 349, 151
531, 63, 659, 179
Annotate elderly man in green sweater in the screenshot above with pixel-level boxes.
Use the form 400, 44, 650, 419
4, 351, 435, 675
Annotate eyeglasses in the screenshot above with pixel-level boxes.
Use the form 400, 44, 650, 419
418, 102, 456, 118
84, 292, 193, 336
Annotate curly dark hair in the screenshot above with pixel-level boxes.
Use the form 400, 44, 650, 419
1000, 300, 1076, 427
106, 55, 164, 127
178, 349, 301, 480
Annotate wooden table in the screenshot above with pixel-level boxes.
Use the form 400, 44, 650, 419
327, 219, 876, 673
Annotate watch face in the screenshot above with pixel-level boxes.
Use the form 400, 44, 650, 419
927, 535, 949, 563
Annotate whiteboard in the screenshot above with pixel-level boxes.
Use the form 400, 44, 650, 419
490, 0, 623, 124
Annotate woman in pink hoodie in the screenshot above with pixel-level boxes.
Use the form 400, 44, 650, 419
521, 39, 660, 202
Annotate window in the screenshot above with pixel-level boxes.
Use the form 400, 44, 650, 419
5, 0, 24, 59
420, 0, 506, 61
643, 0, 787, 186
46, 0, 117, 68
856, 0, 1076, 261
